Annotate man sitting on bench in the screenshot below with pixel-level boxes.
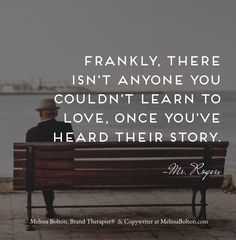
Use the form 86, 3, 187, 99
26, 98, 74, 218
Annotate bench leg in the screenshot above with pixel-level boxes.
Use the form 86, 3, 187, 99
25, 191, 35, 231
199, 189, 207, 221
192, 189, 209, 226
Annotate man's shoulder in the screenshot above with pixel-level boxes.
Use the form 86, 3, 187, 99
26, 120, 72, 131
53, 121, 74, 135
56, 121, 73, 129
26, 126, 38, 135
56, 121, 72, 126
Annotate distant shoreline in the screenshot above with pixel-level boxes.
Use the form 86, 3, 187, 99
0, 90, 234, 96
0, 91, 163, 95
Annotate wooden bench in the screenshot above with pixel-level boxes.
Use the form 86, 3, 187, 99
13, 141, 229, 230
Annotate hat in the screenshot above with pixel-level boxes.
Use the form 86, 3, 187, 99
36, 98, 60, 111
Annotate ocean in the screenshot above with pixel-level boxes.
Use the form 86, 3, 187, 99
0, 92, 235, 177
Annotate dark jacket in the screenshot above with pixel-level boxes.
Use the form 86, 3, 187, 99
26, 119, 74, 142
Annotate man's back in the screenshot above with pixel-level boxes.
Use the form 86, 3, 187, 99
26, 119, 73, 142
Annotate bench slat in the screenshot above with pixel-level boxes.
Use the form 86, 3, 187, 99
13, 178, 25, 188
28, 158, 225, 170
35, 176, 224, 188
32, 148, 226, 160
14, 141, 229, 149
14, 160, 27, 168
13, 176, 224, 190
13, 165, 225, 178
14, 151, 27, 160
13, 148, 227, 161
13, 158, 225, 173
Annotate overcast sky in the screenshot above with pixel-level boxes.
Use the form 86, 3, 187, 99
0, 0, 235, 91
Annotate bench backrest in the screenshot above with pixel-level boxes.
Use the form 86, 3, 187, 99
13, 141, 229, 191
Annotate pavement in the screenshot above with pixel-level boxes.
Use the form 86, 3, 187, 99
0, 189, 236, 240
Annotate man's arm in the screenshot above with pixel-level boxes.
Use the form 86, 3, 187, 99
26, 128, 38, 142
26, 129, 32, 142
